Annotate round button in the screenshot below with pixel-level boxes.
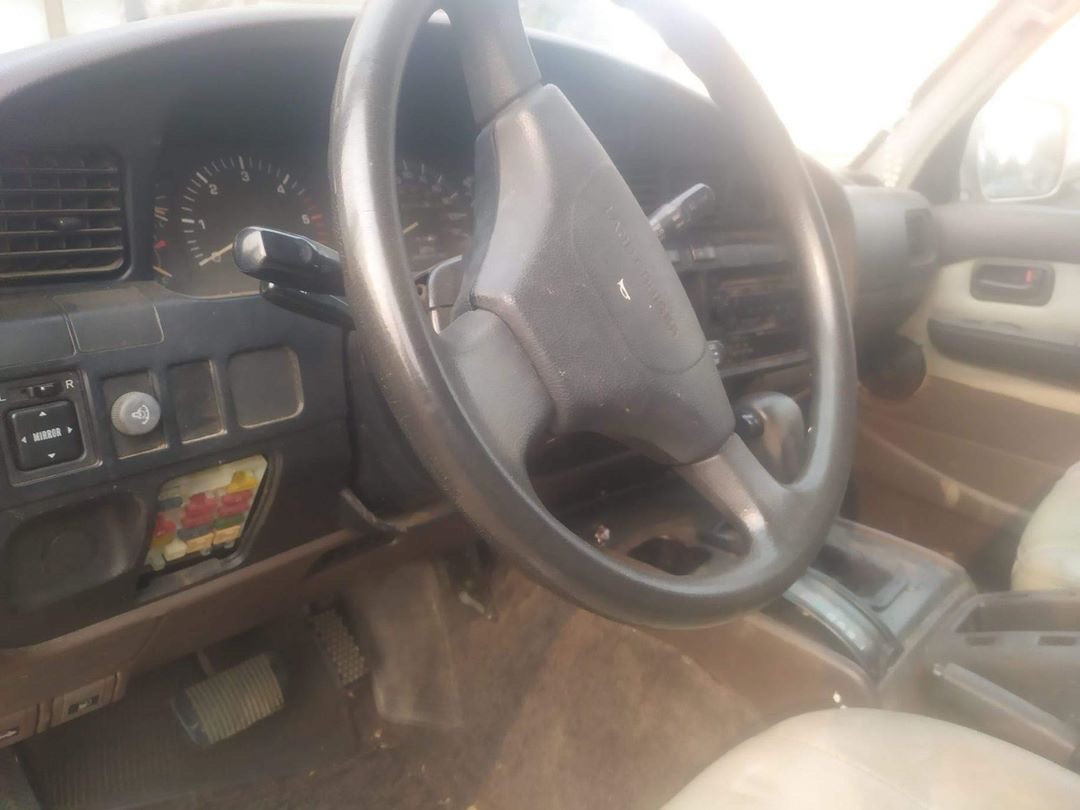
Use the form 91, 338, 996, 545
111, 391, 162, 436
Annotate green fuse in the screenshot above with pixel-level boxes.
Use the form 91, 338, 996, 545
213, 514, 246, 530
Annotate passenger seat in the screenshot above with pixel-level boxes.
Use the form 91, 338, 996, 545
1012, 463, 1080, 591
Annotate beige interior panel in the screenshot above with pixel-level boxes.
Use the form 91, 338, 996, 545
853, 259, 1080, 560
855, 378, 1080, 561
901, 259, 1080, 414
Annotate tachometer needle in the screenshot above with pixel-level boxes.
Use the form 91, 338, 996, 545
198, 242, 234, 267
402, 221, 420, 235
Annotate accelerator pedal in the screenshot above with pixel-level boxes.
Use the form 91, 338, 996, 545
309, 608, 367, 688
171, 652, 286, 746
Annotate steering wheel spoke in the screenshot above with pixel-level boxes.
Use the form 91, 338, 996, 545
678, 436, 806, 567
437, 309, 553, 471
444, 0, 542, 127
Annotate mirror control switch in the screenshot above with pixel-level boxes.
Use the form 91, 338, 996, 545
8, 401, 83, 470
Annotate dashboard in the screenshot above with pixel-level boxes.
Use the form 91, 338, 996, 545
146, 141, 808, 385
0, 8, 943, 756
147, 129, 805, 378
0, 8, 882, 658
118, 14, 816, 385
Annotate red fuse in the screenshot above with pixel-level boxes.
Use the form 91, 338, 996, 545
183, 493, 219, 522
221, 490, 254, 508
217, 501, 251, 519
153, 514, 176, 538
181, 512, 213, 529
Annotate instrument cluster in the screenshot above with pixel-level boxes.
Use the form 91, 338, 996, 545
152, 148, 473, 297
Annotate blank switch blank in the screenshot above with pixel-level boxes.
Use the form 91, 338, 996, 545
169, 361, 223, 442
227, 347, 303, 428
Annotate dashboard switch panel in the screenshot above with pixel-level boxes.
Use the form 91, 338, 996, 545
145, 456, 268, 573
8, 401, 83, 470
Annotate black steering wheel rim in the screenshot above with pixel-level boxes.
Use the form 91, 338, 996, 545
331, 0, 856, 628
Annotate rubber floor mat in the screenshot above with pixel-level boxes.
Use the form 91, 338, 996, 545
18, 618, 360, 810
0, 748, 40, 809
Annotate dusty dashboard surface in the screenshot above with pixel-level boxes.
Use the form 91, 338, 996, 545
0, 12, 818, 652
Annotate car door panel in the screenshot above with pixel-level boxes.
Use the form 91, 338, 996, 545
854, 204, 1080, 571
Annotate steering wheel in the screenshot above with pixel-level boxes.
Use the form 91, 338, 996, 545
330, 0, 856, 627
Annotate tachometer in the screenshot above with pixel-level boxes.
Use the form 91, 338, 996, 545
396, 159, 473, 274
152, 190, 173, 284
164, 155, 330, 296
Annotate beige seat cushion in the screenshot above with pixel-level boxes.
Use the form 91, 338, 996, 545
1013, 462, 1080, 591
663, 709, 1080, 809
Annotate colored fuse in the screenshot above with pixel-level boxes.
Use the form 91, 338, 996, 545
213, 525, 243, 546
226, 470, 259, 494
183, 493, 218, 517
181, 510, 218, 529
147, 549, 166, 571
150, 532, 173, 552
217, 501, 251, 519
178, 524, 214, 541
153, 514, 177, 538
162, 539, 187, 561
157, 496, 184, 510
213, 513, 246, 530
221, 490, 254, 508
184, 533, 214, 554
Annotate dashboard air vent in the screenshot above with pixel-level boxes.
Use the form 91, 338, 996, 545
904, 208, 937, 269
0, 149, 125, 282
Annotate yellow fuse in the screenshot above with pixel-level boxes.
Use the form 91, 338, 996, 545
213, 525, 243, 546
163, 539, 188, 562
185, 533, 214, 554
150, 532, 173, 551
147, 550, 166, 572
225, 470, 259, 494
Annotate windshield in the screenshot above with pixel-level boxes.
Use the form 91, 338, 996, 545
7, 0, 996, 167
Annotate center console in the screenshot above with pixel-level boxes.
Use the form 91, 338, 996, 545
561, 472, 1080, 770
672, 238, 808, 380
917, 591, 1080, 766
770, 519, 974, 681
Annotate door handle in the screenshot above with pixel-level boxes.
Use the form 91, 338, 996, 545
971, 263, 1054, 305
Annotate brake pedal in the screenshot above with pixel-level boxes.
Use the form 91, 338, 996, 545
309, 608, 367, 688
172, 652, 286, 746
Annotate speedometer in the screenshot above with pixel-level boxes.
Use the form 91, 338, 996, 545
397, 159, 473, 274
160, 155, 330, 297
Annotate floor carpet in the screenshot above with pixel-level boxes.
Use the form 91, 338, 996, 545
23, 565, 760, 810
187, 566, 761, 809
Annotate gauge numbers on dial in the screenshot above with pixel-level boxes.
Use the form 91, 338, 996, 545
172, 155, 329, 295
397, 159, 474, 274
